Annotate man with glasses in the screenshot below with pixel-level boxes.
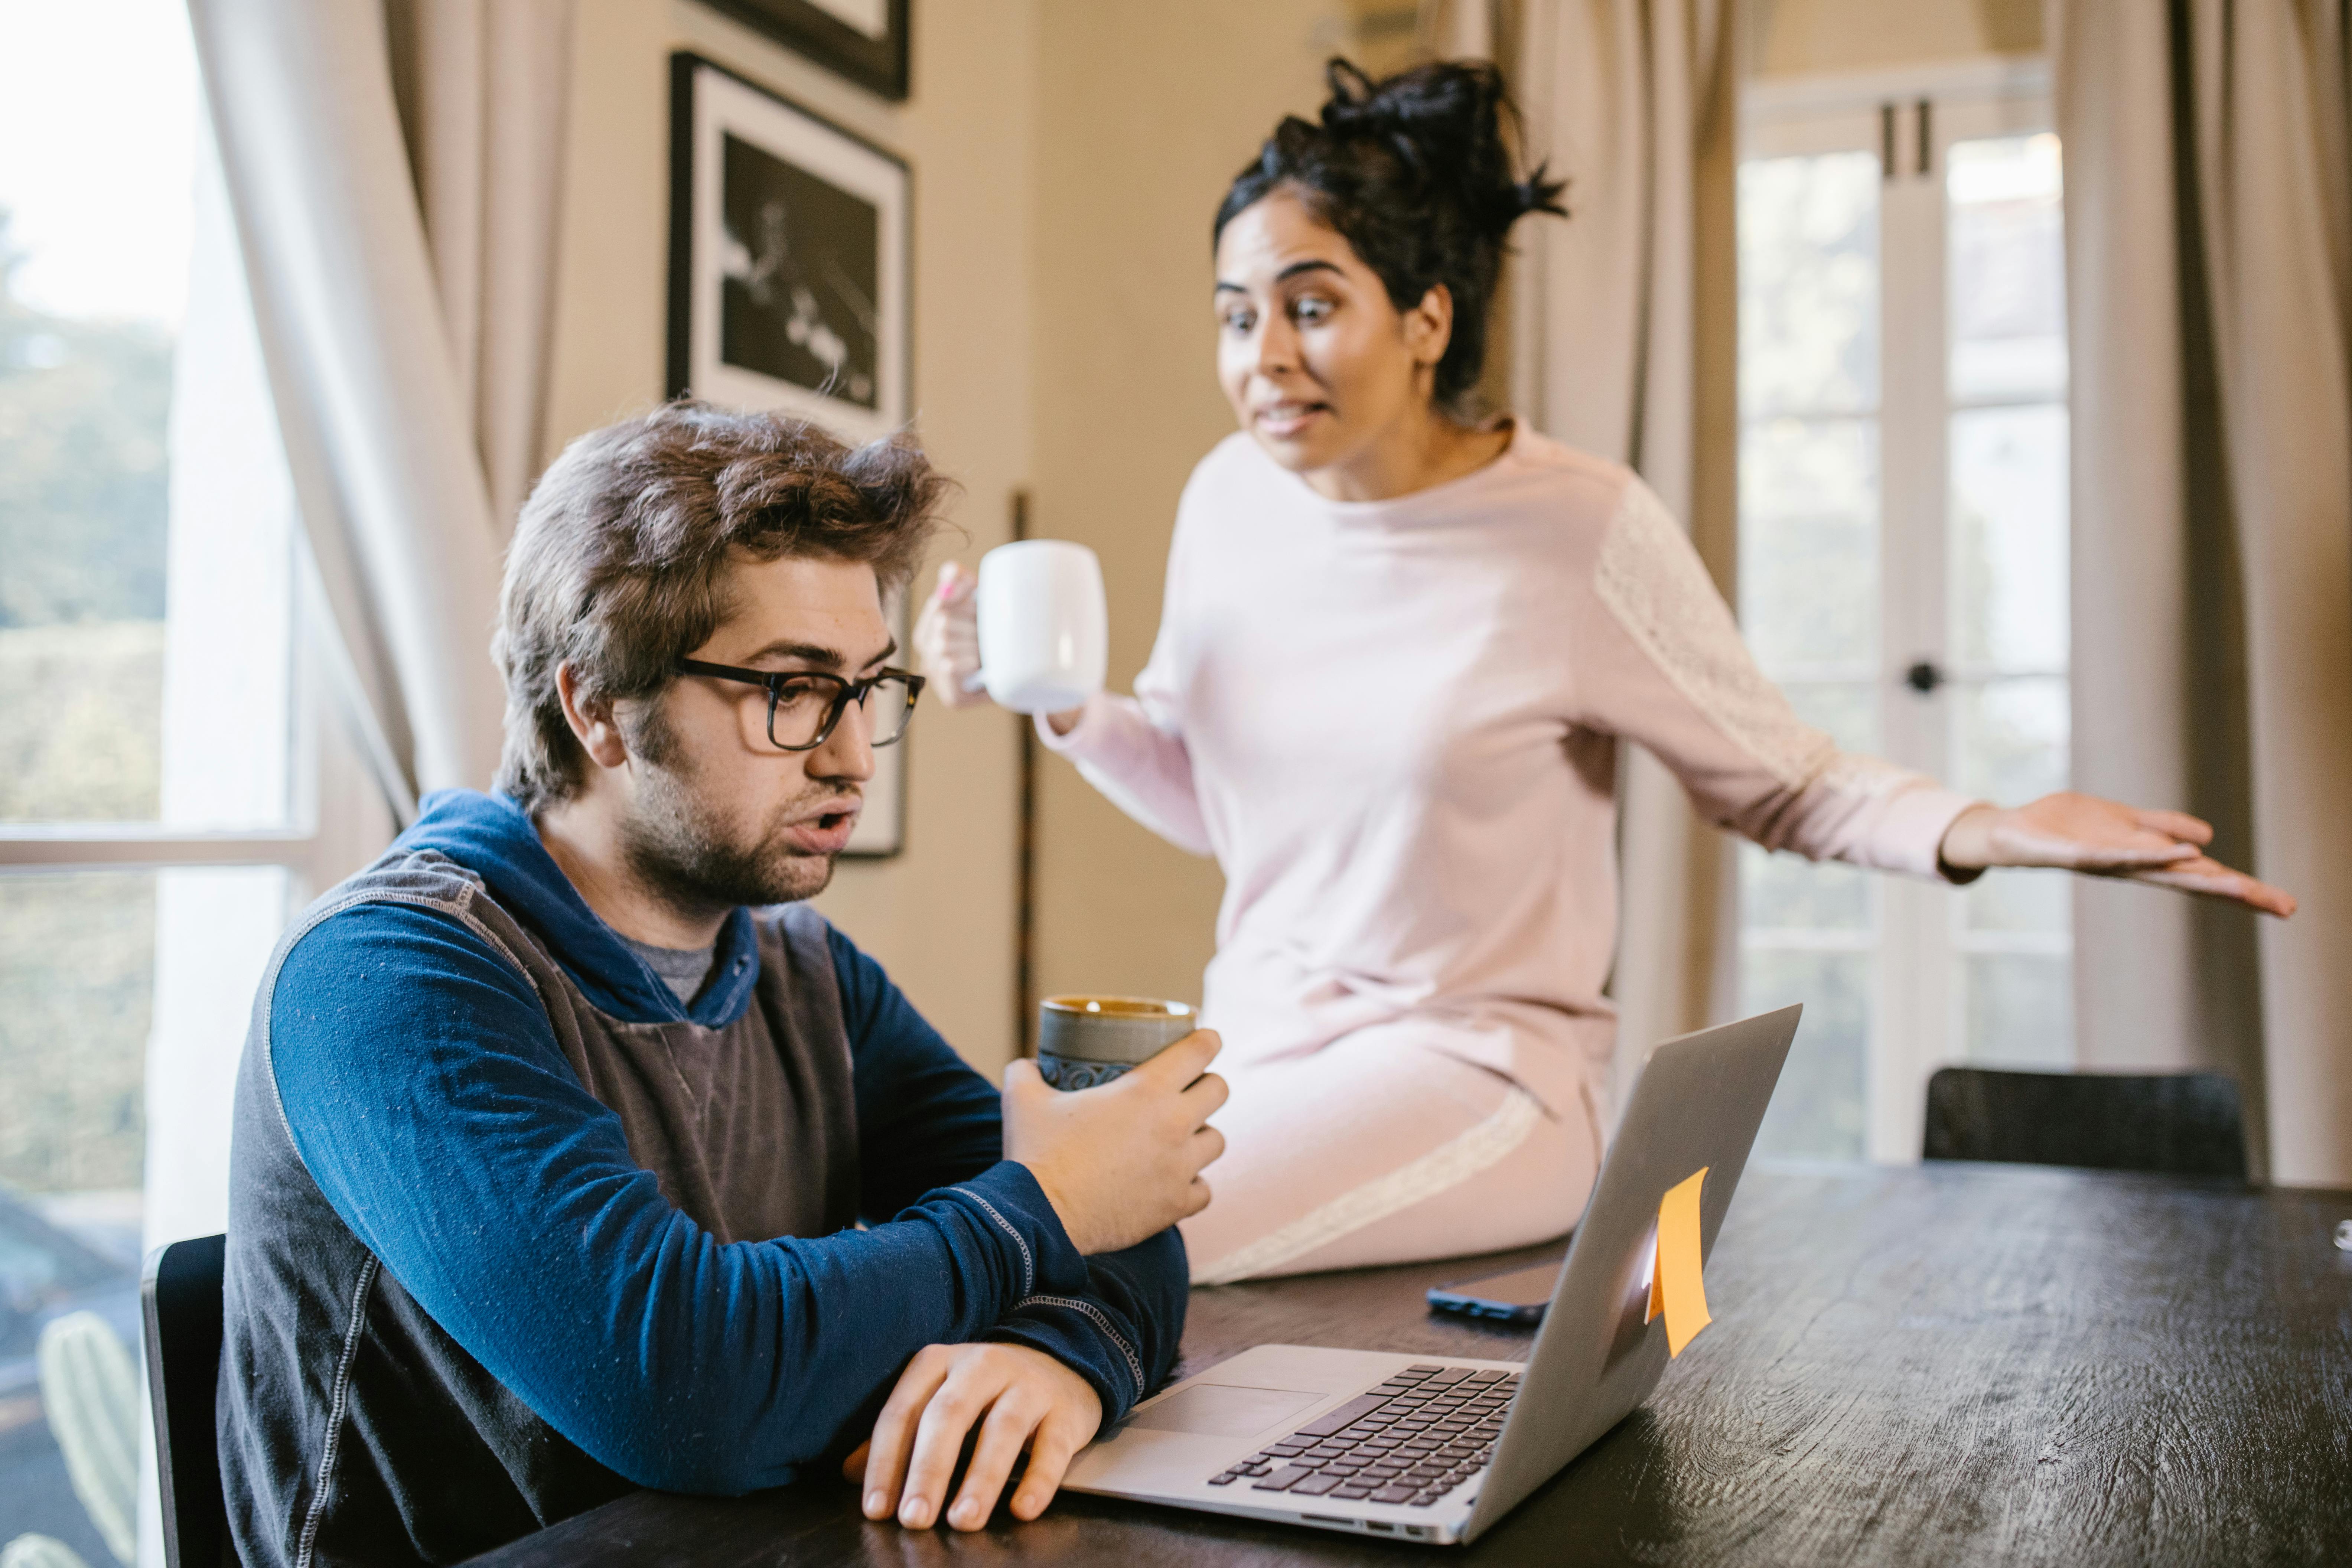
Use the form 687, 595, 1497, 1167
218, 403, 1224, 1567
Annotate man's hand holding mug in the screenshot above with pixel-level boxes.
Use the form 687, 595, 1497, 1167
1003, 1026, 1226, 1256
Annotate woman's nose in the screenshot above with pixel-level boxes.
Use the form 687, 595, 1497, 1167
1253, 314, 1299, 377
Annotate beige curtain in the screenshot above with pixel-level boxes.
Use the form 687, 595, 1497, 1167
186, 0, 573, 814
1511, 0, 1743, 1107
387, 0, 575, 529
1417, 0, 1502, 58
2053, 0, 2352, 1186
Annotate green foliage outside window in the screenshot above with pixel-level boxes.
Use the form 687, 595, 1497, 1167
0, 212, 170, 823
0, 209, 169, 1199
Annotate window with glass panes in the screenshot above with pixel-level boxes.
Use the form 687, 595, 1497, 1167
0, 3, 388, 1554
1737, 65, 2072, 1163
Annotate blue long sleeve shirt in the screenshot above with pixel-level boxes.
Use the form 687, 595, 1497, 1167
231, 789, 1185, 1543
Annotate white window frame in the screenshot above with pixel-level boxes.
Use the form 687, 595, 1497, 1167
0, 633, 379, 883
0, 562, 391, 1248
0, 129, 394, 1248
1742, 56, 2069, 1162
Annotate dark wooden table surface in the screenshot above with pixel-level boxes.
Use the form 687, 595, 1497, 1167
470, 1162, 2352, 1567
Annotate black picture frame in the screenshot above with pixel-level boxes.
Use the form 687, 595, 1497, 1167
667, 52, 915, 857
667, 53, 912, 439
700, 0, 910, 101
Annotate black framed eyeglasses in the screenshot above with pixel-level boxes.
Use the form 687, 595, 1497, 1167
676, 659, 925, 752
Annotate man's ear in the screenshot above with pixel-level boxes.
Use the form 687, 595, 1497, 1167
555, 664, 631, 771
1403, 283, 1454, 374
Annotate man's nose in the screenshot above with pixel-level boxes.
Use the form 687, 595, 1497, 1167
807, 696, 879, 784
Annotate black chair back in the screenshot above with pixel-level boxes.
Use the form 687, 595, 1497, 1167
141, 1233, 234, 1568
1922, 1067, 2248, 1179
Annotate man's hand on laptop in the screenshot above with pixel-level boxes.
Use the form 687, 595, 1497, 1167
841, 1035, 1228, 1533
1003, 1029, 1228, 1254
845, 1342, 1101, 1530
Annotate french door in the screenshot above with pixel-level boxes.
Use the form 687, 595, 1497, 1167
1736, 63, 2073, 1162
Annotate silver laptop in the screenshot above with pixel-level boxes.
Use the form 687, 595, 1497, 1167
1062, 1005, 1800, 1545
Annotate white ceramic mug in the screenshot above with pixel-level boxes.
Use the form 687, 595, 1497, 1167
973, 539, 1108, 714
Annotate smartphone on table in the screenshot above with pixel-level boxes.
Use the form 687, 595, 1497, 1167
1426, 1258, 1566, 1326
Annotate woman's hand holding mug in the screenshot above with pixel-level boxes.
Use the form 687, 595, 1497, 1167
913, 561, 990, 709
913, 542, 1105, 734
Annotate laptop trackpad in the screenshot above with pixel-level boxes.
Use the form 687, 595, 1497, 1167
1126, 1384, 1324, 1438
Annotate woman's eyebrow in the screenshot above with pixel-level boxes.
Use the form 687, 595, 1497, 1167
1214, 259, 1345, 295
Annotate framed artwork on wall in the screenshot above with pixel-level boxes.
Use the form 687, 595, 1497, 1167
668, 54, 910, 445
668, 53, 915, 855
699, 0, 910, 100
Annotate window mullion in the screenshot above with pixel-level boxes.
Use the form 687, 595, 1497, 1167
0, 829, 317, 869
1870, 98, 1953, 1164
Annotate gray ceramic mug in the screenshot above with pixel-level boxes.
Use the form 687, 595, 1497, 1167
1035, 996, 1196, 1091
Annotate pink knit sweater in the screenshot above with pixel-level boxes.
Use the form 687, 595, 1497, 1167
1040, 426, 1975, 1120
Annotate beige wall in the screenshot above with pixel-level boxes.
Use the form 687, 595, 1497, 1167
1021, 0, 1346, 1013
540, 0, 2057, 1079
1750, 0, 2042, 77
544, 0, 1037, 1073
542, 1, 1366, 1068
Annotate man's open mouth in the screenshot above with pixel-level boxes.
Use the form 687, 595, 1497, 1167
782, 804, 863, 856
801, 798, 863, 833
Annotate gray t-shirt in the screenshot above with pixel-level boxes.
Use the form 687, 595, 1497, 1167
619, 932, 717, 1005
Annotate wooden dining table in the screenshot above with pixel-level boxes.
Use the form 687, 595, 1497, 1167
469, 1160, 2352, 1567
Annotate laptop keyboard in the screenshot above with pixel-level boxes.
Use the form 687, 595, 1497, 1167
1206, 1363, 1518, 1508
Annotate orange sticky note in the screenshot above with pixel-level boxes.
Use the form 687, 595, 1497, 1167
1648, 1166, 1712, 1357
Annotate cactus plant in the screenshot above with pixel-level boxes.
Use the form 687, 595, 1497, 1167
34, 1311, 137, 1565
0, 1535, 96, 1568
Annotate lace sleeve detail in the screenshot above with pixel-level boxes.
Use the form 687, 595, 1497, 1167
1592, 480, 1837, 790
1587, 479, 1977, 876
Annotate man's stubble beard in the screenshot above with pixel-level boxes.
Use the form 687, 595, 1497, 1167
615, 702, 846, 920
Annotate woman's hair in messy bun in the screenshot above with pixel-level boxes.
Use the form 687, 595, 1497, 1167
1215, 58, 1566, 416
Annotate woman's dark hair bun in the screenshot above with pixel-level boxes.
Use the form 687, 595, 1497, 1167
1216, 57, 1567, 414
1317, 58, 1566, 239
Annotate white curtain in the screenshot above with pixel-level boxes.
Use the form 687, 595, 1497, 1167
184, 0, 574, 814
2053, 0, 2352, 1185
1511, 0, 1742, 1106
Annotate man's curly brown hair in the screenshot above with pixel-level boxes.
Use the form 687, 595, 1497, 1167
493, 401, 952, 814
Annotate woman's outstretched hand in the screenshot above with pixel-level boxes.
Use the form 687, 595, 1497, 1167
1938, 792, 2296, 917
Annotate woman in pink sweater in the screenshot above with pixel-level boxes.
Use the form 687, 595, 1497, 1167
919, 61, 2293, 1284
